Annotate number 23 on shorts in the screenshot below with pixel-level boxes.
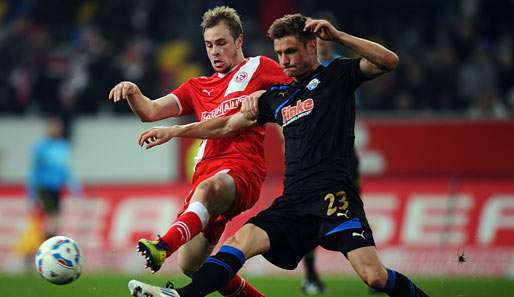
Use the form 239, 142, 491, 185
324, 191, 349, 216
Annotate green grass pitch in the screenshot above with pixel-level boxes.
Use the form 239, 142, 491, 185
1, 274, 513, 297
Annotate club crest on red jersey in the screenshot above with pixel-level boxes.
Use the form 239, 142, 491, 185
234, 71, 248, 83
281, 98, 314, 126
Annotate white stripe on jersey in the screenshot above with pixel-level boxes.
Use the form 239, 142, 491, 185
224, 56, 261, 97
193, 139, 207, 170
169, 93, 183, 116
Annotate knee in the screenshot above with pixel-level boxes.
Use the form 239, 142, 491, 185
194, 178, 227, 207
224, 224, 270, 258
361, 267, 388, 289
193, 176, 235, 215
190, 181, 217, 214
224, 234, 243, 248
196, 179, 220, 200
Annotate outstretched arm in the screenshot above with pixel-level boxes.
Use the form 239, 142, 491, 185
138, 90, 265, 149
138, 112, 255, 149
305, 19, 399, 78
108, 81, 181, 122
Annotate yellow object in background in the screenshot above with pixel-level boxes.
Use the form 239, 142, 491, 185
15, 211, 44, 256
185, 139, 203, 182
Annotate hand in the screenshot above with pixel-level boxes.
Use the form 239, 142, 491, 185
108, 81, 141, 102
241, 90, 265, 120
304, 19, 339, 41
138, 126, 177, 149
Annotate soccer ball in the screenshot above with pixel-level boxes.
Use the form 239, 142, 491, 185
35, 236, 83, 285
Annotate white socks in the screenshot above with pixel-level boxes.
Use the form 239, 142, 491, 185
185, 201, 210, 228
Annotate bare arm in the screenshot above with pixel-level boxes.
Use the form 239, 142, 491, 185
108, 81, 180, 122
138, 112, 256, 149
139, 90, 266, 149
337, 32, 399, 78
305, 19, 399, 78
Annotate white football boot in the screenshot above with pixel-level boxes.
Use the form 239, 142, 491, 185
128, 279, 181, 297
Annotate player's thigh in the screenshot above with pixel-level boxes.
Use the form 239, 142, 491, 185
225, 223, 271, 259
177, 233, 215, 276
347, 246, 387, 287
191, 172, 236, 214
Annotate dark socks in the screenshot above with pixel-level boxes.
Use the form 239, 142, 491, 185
377, 269, 429, 297
178, 245, 245, 297
303, 251, 317, 281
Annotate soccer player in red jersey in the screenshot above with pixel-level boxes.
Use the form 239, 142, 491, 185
108, 6, 289, 297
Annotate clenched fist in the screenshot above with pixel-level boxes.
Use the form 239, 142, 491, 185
241, 90, 265, 120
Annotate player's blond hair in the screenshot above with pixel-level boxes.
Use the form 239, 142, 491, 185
201, 6, 243, 40
268, 13, 316, 44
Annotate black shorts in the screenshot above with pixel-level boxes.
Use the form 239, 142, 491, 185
247, 185, 375, 270
38, 189, 61, 215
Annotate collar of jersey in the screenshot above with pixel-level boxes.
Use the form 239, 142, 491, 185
216, 58, 249, 78
291, 64, 324, 87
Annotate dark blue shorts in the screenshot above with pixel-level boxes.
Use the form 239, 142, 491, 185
247, 186, 375, 270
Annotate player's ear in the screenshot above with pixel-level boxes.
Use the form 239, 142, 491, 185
307, 39, 317, 55
235, 33, 243, 49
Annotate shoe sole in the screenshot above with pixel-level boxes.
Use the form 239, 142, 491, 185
137, 241, 161, 273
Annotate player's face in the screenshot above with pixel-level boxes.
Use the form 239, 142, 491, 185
47, 118, 63, 139
204, 22, 243, 73
274, 36, 318, 81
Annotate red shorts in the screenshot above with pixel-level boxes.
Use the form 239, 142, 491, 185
178, 160, 265, 244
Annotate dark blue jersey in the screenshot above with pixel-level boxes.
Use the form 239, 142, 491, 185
257, 58, 367, 195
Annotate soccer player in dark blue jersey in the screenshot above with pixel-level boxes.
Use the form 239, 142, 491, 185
130, 13, 428, 297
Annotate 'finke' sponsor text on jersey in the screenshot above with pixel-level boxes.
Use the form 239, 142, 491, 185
257, 58, 367, 194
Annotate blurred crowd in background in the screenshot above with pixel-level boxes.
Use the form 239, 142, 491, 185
0, 0, 513, 119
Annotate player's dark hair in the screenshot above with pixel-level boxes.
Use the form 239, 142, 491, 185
201, 6, 243, 40
268, 13, 316, 44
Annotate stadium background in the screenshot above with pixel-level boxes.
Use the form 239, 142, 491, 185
1, 0, 514, 296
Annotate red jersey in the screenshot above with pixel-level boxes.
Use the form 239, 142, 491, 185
172, 56, 289, 178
